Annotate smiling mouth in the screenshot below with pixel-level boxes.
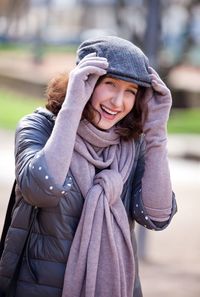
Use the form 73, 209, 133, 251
101, 105, 119, 115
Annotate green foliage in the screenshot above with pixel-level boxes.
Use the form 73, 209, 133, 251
0, 43, 31, 52
0, 89, 44, 129
0, 42, 76, 54
168, 108, 200, 134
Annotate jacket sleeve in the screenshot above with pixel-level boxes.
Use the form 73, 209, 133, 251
130, 136, 177, 231
15, 112, 72, 208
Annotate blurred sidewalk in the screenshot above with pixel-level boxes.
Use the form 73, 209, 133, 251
0, 128, 200, 296
168, 134, 200, 160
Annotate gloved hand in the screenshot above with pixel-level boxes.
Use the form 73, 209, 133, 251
63, 52, 108, 110
143, 67, 172, 143
43, 53, 108, 185
141, 67, 173, 221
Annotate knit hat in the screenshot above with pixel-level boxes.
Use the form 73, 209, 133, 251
76, 36, 151, 87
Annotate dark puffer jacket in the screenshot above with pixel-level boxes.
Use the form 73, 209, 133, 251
0, 108, 177, 297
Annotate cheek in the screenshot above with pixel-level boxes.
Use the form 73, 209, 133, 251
90, 91, 100, 108
91, 87, 112, 108
124, 97, 136, 113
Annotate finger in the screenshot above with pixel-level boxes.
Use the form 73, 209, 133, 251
82, 52, 97, 58
77, 52, 97, 66
78, 56, 108, 67
148, 67, 165, 85
79, 66, 107, 81
78, 59, 109, 70
150, 73, 166, 86
148, 66, 160, 78
87, 73, 101, 88
78, 52, 107, 62
79, 54, 108, 61
151, 79, 169, 95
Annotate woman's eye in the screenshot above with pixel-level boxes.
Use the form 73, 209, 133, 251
105, 80, 114, 86
127, 90, 137, 95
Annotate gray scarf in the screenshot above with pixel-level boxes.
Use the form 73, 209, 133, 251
62, 119, 135, 297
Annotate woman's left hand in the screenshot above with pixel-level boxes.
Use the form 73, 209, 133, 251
143, 67, 172, 131
150, 66, 172, 101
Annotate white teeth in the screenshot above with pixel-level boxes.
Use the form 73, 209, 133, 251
101, 106, 118, 115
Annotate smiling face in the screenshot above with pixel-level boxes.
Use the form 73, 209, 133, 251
90, 76, 138, 130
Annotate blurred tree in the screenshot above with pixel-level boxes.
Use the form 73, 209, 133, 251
0, 0, 30, 38
113, 0, 126, 32
32, 0, 53, 64
144, 0, 161, 68
137, 0, 161, 262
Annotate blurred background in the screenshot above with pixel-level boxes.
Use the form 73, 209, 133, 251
0, 0, 200, 296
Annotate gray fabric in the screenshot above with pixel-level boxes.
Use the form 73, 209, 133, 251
76, 36, 151, 87
0, 109, 177, 297
43, 54, 108, 186
62, 119, 135, 297
141, 71, 173, 221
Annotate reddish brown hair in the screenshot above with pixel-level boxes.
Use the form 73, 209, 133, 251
45, 72, 147, 141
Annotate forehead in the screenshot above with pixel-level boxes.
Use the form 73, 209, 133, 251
103, 75, 138, 89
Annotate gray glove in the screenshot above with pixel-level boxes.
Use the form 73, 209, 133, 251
63, 52, 108, 110
143, 67, 172, 147
43, 53, 108, 185
141, 67, 173, 222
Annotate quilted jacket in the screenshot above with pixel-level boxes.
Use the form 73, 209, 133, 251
0, 108, 177, 297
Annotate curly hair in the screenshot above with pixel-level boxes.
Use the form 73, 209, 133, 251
45, 72, 147, 141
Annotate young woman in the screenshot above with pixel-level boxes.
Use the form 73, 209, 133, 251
0, 36, 177, 297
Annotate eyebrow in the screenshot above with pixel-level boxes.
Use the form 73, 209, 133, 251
127, 83, 138, 90
106, 76, 139, 89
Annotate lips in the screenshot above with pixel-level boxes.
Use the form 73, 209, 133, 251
101, 105, 119, 115
100, 105, 120, 121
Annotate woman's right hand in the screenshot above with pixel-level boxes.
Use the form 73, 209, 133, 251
64, 53, 108, 109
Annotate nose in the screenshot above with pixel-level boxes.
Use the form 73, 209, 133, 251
110, 91, 124, 108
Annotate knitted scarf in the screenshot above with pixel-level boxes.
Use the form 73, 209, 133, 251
61, 119, 135, 297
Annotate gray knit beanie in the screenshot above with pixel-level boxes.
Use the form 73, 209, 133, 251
76, 36, 151, 87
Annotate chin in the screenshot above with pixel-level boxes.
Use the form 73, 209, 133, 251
94, 121, 115, 131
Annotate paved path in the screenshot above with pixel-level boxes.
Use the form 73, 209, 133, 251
0, 130, 15, 218
140, 157, 200, 297
0, 129, 200, 296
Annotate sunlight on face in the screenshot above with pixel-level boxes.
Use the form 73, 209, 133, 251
90, 76, 138, 130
